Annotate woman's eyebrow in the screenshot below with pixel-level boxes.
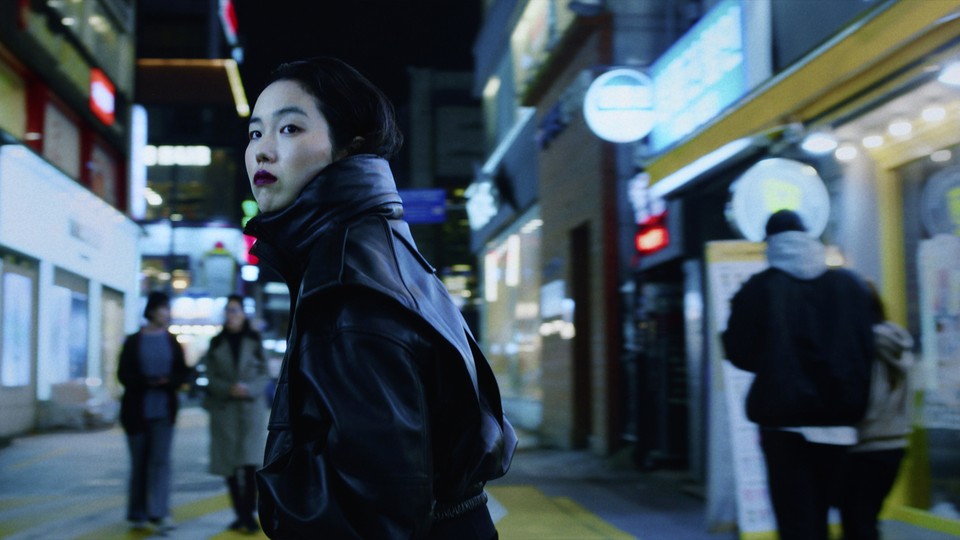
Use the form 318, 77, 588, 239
248, 106, 307, 127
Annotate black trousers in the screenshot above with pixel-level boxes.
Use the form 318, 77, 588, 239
759, 428, 847, 540
226, 465, 258, 526
839, 448, 906, 540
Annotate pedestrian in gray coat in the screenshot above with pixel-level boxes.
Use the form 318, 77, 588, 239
202, 294, 269, 534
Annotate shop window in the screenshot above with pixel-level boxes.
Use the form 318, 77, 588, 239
100, 288, 125, 399
40, 269, 89, 399
482, 211, 543, 431
897, 143, 960, 518
1, 258, 37, 388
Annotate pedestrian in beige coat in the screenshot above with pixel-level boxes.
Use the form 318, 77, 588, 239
202, 294, 269, 534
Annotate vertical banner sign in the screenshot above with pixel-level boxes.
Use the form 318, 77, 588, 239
705, 240, 775, 538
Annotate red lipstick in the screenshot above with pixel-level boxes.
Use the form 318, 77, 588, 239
254, 170, 277, 186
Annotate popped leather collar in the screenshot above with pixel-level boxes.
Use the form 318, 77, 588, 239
244, 154, 402, 284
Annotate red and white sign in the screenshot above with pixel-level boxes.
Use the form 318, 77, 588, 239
220, 0, 239, 45
89, 69, 115, 126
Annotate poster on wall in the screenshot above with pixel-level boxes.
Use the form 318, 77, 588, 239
705, 240, 776, 536
918, 234, 960, 429
1, 271, 33, 387
68, 291, 89, 380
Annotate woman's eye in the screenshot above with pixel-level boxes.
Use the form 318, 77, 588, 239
248, 130, 261, 141
280, 125, 300, 134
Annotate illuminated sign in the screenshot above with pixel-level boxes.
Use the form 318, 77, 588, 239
89, 68, 115, 126
649, 0, 746, 152
583, 68, 655, 143
511, 0, 576, 96
219, 0, 239, 45
143, 145, 212, 166
465, 179, 500, 230
635, 213, 670, 254
728, 158, 830, 242
398, 189, 447, 224
243, 234, 258, 265
921, 165, 960, 236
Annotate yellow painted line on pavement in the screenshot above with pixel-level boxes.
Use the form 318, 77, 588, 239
54, 485, 630, 540
0, 494, 125, 538
75, 492, 270, 540
173, 492, 231, 522
0, 495, 50, 511
5, 447, 70, 471
488, 485, 635, 539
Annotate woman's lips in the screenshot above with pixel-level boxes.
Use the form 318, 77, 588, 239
254, 170, 277, 186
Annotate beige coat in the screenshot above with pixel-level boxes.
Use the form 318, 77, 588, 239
202, 333, 270, 476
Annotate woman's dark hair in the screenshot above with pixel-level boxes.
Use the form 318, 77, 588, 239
264, 57, 403, 160
211, 294, 259, 346
143, 291, 170, 321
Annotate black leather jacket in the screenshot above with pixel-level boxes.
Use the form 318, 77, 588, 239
245, 155, 517, 539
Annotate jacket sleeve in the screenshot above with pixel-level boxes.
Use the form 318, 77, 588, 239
257, 323, 434, 539
117, 334, 147, 390
722, 278, 761, 372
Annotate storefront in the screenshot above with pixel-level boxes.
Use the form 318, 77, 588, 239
0, 144, 141, 436
467, 106, 541, 439
482, 207, 543, 434
641, 0, 960, 536
825, 48, 960, 532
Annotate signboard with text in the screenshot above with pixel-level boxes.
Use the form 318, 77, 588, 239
399, 188, 447, 225
649, 0, 771, 153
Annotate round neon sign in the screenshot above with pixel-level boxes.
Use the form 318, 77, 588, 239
729, 158, 831, 242
582, 68, 655, 143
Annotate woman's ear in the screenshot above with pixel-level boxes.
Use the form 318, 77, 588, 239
336, 136, 365, 159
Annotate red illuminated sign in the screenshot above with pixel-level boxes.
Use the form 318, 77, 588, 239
220, 0, 239, 45
89, 69, 115, 126
243, 234, 259, 264
635, 213, 670, 254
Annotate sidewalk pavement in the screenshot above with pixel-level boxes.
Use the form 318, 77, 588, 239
1, 406, 957, 539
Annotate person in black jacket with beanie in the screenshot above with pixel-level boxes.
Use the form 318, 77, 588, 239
117, 291, 189, 534
722, 210, 875, 540
243, 57, 516, 539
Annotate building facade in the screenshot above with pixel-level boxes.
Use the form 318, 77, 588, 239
0, 0, 140, 436
473, 0, 960, 536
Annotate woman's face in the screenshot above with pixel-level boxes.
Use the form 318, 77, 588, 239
246, 79, 338, 213
148, 305, 171, 328
225, 301, 246, 333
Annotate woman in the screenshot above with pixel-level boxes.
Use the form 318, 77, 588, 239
117, 291, 189, 533
202, 295, 269, 534
839, 285, 915, 540
243, 57, 517, 539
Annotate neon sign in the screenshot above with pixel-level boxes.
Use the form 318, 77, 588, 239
89, 68, 115, 126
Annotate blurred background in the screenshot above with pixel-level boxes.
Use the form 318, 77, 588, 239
1, 0, 960, 536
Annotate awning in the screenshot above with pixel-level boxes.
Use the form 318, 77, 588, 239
646, 0, 960, 186
136, 58, 249, 117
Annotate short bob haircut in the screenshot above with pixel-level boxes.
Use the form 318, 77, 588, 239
264, 57, 403, 160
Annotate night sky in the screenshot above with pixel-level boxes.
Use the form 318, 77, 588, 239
232, 0, 483, 108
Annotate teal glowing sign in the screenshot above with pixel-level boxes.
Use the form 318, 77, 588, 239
650, 0, 747, 152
